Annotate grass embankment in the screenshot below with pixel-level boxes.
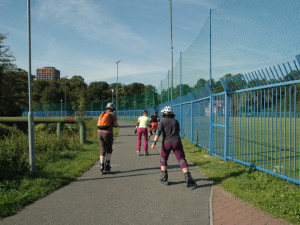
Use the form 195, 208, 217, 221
182, 139, 300, 225
0, 119, 117, 219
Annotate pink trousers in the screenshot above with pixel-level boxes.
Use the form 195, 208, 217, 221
137, 128, 148, 152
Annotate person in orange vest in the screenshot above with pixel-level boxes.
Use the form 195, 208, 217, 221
97, 102, 118, 174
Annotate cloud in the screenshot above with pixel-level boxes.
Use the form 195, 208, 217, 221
34, 0, 145, 47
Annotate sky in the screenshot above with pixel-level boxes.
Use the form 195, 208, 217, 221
0, 0, 226, 88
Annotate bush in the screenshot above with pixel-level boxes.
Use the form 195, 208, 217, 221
0, 132, 29, 180
0, 122, 82, 180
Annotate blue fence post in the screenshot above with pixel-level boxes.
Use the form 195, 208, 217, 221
191, 102, 193, 143
220, 78, 230, 161
295, 54, 300, 65
206, 84, 213, 155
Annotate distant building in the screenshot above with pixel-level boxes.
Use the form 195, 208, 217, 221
36, 67, 60, 81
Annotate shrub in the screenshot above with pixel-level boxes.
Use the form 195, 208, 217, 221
0, 132, 29, 180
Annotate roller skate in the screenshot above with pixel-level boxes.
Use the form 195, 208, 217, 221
160, 170, 168, 186
100, 163, 105, 175
104, 159, 111, 172
184, 172, 197, 188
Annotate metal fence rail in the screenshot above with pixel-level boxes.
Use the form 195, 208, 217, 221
120, 61, 300, 185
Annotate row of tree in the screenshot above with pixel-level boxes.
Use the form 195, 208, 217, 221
2, 33, 228, 116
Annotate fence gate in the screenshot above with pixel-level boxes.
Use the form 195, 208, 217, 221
210, 91, 228, 160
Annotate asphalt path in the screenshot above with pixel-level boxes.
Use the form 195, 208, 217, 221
0, 122, 211, 225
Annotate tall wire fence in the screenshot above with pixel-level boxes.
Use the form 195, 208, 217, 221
158, 0, 300, 102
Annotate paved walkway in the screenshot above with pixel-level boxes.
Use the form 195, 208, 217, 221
0, 122, 291, 225
212, 186, 290, 225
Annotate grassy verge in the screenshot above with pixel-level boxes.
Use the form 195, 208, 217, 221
0, 119, 118, 219
182, 138, 300, 225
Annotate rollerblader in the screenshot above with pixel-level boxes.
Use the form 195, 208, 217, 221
135, 110, 151, 156
148, 111, 160, 140
151, 106, 197, 188
97, 102, 118, 174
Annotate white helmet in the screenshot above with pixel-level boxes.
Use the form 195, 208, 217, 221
106, 102, 115, 110
162, 106, 173, 115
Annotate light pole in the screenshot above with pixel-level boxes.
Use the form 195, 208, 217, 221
116, 59, 122, 112
169, 0, 173, 101
111, 89, 114, 104
60, 99, 63, 117
27, 0, 35, 175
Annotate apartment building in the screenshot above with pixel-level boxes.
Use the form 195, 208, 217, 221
36, 67, 60, 81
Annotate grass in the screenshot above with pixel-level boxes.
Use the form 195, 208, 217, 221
0, 119, 119, 219
182, 138, 300, 224
189, 116, 300, 182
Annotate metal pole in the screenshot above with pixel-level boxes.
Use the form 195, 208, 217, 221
60, 99, 63, 117
64, 90, 66, 116
123, 96, 125, 110
209, 9, 212, 87
180, 51, 182, 98
153, 88, 155, 107
161, 80, 163, 104
168, 70, 170, 102
27, 0, 35, 175
111, 89, 114, 104
169, 0, 173, 101
116, 59, 121, 112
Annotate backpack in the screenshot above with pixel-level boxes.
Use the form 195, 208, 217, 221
97, 112, 112, 130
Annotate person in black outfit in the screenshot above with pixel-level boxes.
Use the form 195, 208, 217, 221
151, 106, 197, 187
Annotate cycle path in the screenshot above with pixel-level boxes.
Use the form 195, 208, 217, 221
0, 122, 211, 225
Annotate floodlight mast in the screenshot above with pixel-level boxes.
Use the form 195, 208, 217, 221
116, 59, 122, 112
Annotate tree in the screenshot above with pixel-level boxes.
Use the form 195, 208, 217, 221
194, 78, 207, 90
87, 81, 109, 101
39, 81, 62, 104
0, 33, 27, 116
0, 68, 28, 116
125, 82, 145, 96
68, 75, 87, 111
32, 79, 50, 103
0, 33, 15, 67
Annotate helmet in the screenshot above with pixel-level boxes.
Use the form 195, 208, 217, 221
106, 102, 115, 110
162, 106, 173, 115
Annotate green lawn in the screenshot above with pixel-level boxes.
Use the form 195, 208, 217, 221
182, 138, 300, 224
189, 116, 300, 182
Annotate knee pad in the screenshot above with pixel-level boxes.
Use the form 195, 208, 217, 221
178, 159, 188, 168
160, 158, 168, 166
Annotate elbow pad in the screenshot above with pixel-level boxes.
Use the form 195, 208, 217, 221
156, 129, 162, 137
